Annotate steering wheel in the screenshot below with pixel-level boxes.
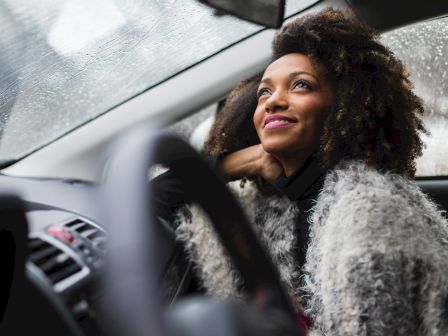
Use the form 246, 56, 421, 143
102, 125, 302, 336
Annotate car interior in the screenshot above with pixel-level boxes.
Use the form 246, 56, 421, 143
1, 0, 448, 335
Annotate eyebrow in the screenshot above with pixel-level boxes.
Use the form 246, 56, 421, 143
260, 71, 318, 85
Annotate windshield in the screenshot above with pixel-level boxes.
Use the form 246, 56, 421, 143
0, 0, 317, 165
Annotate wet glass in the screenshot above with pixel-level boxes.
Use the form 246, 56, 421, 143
382, 16, 448, 176
0, 0, 317, 164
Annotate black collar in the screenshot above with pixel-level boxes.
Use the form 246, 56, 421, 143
274, 154, 326, 201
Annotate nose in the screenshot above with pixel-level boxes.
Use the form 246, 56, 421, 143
265, 89, 288, 113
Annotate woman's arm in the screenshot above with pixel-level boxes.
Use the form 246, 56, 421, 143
219, 144, 282, 184
307, 186, 448, 335
151, 169, 192, 223
150, 145, 281, 223
328, 251, 436, 335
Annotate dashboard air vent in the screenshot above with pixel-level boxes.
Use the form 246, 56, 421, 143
29, 238, 82, 285
65, 219, 106, 252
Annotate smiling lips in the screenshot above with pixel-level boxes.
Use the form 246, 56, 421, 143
263, 114, 297, 129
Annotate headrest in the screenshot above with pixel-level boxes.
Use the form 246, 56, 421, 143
189, 115, 215, 152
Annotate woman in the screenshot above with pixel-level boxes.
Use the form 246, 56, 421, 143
156, 8, 448, 335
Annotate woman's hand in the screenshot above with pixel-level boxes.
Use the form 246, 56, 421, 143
219, 144, 282, 184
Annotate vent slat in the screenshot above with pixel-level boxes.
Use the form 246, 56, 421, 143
90, 231, 106, 240
29, 245, 60, 264
28, 238, 82, 285
49, 262, 82, 283
64, 219, 85, 228
81, 229, 98, 239
69, 223, 88, 232
65, 219, 106, 251
29, 238, 47, 251
39, 253, 70, 272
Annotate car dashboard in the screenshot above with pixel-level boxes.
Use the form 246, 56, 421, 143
0, 173, 191, 335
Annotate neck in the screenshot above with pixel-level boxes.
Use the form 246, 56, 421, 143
276, 149, 315, 177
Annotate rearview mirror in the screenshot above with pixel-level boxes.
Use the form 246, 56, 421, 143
199, 0, 285, 28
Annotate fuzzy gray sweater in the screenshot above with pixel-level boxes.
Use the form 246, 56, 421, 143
175, 161, 448, 335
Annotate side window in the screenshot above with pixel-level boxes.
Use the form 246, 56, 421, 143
149, 103, 216, 179
382, 17, 448, 177
168, 103, 216, 150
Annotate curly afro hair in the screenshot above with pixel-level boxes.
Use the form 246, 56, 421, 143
204, 72, 261, 156
206, 8, 427, 178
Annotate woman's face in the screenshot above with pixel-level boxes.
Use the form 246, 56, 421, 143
253, 53, 333, 158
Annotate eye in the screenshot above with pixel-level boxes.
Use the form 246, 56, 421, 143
257, 88, 271, 98
293, 80, 313, 91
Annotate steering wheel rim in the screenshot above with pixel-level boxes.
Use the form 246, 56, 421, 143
102, 126, 301, 336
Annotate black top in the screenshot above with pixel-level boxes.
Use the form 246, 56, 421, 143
274, 155, 326, 267
274, 154, 326, 202
151, 155, 326, 268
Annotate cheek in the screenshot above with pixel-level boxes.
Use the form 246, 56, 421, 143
313, 102, 330, 126
307, 108, 328, 141
301, 100, 327, 124
298, 103, 327, 140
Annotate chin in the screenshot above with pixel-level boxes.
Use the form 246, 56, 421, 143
261, 138, 317, 159
260, 131, 304, 152
260, 141, 290, 156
